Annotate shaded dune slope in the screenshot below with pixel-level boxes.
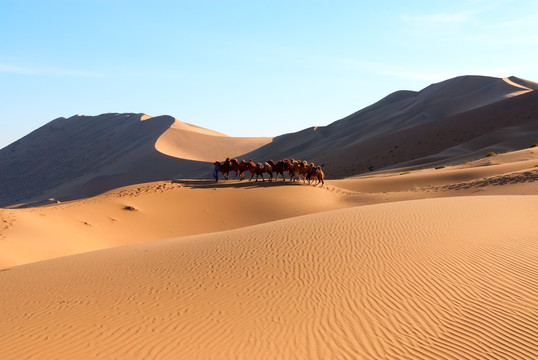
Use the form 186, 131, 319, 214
242, 76, 538, 177
0, 114, 268, 207
1, 196, 536, 359
0, 114, 197, 206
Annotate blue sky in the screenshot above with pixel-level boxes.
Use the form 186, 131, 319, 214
1, 0, 537, 149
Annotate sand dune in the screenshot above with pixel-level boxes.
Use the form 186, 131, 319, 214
0, 114, 270, 207
1, 74, 538, 359
243, 75, 538, 177
1, 75, 536, 207
331, 146, 538, 194
0, 179, 354, 268
2, 146, 536, 269
155, 118, 271, 162
1, 195, 536, 359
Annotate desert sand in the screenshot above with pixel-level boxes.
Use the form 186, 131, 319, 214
1, 146, 537, 359
1, 75, 537, 359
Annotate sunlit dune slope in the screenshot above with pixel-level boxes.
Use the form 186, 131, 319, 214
1, 196, 536, 359
330, 146, 538, 194
155, 118, 271, 161
0, 180, 352, 268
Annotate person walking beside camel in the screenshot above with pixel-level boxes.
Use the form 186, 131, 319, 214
212, 161, 220, 182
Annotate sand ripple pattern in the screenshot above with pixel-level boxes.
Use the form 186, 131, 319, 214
1, 196, 537, 359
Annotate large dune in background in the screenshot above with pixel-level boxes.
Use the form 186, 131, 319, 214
1, 195, 536, 359
0, 114, 270, 207
243, 76, 538, 177
2, 75, 537, 206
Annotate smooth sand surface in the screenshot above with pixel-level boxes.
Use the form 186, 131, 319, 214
1, 195, 537, 359
155, 118, 272, 161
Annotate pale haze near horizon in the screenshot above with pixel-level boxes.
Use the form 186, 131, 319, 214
1, 0, 537, 149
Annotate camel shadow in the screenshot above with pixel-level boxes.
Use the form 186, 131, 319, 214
172, 178, 305, 190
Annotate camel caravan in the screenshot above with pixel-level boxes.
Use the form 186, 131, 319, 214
212, 158, 325, 186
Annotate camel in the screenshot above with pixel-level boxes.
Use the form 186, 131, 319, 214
227, 158, 243, 180
237, 159, 251, 180
297, 161, 316, 184
283, 159, 300, 182
267, 160, 286, 181
305, 162, 317, 184
246, 160, 273, 182
312, 166, 325, 186
214, 157, 323, 185
218, 158, 232, 180
218, 158, 243, 180
296, 160, 311, 183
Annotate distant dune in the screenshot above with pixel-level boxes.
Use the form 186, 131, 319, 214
0, 113, 270, 207
243, 75, 538, 177
155, 118, 271, 162
1, 75, 537, 206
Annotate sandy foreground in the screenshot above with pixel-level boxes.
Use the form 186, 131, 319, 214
0, 149, 537, 359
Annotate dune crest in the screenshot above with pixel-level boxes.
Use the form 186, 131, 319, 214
243, 75, 538, 177
155, 118, 271, 162
502, 76, 532, 92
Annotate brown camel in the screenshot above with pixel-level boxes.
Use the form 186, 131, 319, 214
305, 162, 317, 184
218, 157, 232, 180
312, 166, 325, 186
237, 159, 251, 180
296, 160, 311, 183
267, 160, 286, 181
246, 160, 273, 182
227, 158, 243, 180
283, 159, 300, 182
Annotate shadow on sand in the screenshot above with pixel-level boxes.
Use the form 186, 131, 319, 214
172, 178, 305, 190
